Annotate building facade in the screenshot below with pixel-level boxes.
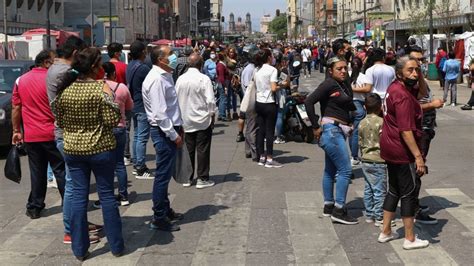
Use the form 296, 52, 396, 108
260, 14, 272, 34
0, 0, 65, 35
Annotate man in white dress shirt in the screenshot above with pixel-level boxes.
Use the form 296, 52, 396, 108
176, 53, 216, 189
142, 45, 184, 232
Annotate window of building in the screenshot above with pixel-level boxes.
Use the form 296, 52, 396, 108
27, 0, 34, 10
17, 0, 24, 8
38, 0, 45, 11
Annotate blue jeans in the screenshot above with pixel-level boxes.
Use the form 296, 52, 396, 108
56, 137, 72, 234
275, 108, 285, 137
319, 124, 352, 207
226, 81, 238, 113
150, 127, 177, 221
133, 112, 150, 169
349, 100, 366, 159
362, 162, 387, 220
217, 82, 227, 118
64, 150, 124, 257
114, 127, 128, 197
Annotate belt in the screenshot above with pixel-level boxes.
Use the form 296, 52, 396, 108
321, 117, 349, 126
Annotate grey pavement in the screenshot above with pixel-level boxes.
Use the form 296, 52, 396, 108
0, 71, 473, 265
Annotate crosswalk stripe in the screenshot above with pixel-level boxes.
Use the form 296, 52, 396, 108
191, 196, 250, 265
0, 199, 62, 265
355, 191, 457, 265
83, 194, 176, 265
426, 188, 474, 232
285, 191, 350, 265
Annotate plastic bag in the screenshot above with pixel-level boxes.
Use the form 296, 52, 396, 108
4, 145, 25, 184
173, 143, 193, 184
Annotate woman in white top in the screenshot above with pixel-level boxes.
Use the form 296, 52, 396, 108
254, 49, 283, 168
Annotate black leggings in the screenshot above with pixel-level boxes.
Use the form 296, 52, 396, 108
383, 163, 420, 217
256, 102, 277, 158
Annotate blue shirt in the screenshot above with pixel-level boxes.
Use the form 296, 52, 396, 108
126, 60, 151, 113
443, 59, 460, 81
203, 59, 217, 81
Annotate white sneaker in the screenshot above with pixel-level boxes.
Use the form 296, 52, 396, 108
124, 157, 131, 166
196, 179, 215, 189
403, 235, 429, 250
47, 177, 58, 189
365, 218, 374, 223
378, 232, 399, 243
351, 158, 361, 166
182, 181, 192, 187
450, 103, 456, 107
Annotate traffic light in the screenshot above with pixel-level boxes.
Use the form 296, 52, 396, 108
276, 9, 280, 17
222, 16, 225, 22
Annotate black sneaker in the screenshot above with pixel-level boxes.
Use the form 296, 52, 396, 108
419, 205, 429, 213
25, 208, 41, 219
117, 194, 130, 206
323, 204, 334, 217
149, 218, 180, 231
167, 209, 184, 221
236, 132, 245, 142
415, 212, 438, 225
135, 167, 154, 180
330, 206, 358, 225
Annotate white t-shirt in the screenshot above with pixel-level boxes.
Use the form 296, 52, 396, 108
365, 63, 395, 99
301, 48, 312, 62
255, 64, 278, 103
353, 73, 369, 101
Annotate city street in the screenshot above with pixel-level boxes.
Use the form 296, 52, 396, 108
0, 71, 473, 265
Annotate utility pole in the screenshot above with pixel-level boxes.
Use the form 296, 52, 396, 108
324, 0, 328, 45
429, 0, 434, 62
393, 0, 396, 49
342, 2, 345, 39
363, 0, 367, 45
90, 0, 94, 47
3, 0, 7, 59
46, 0, 51, 49
144, 0, 147, 41
109, 0, 112, 44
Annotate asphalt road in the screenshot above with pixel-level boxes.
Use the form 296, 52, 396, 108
0, 71, 473, 265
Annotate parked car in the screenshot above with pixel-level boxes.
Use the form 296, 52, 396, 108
0, 60, 34, 147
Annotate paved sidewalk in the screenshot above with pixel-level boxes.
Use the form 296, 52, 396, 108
0, 72, 472, 265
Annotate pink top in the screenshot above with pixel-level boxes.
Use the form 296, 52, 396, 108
105, 80, 133, 128
12, 68, 55, 142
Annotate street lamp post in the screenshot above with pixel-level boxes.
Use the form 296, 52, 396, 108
90, 0, 94, 46
429, 0, 434, 62
3, 0, 7, 59
363, 0, 367, 45
109, 0, 113, 44
46, 0, 51, 49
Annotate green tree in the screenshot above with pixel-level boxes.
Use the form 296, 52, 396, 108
269, 13, 287, 40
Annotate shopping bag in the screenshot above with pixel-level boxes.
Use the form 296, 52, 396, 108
240, 78, 256, 113
4, 145, 24, 183
173, 143, 193, 184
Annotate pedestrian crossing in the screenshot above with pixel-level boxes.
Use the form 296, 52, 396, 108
0, 186, 473, 265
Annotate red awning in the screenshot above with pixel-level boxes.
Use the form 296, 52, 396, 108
22, 28, 80, 46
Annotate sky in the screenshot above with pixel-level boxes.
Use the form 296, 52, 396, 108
222, 0, 287, 32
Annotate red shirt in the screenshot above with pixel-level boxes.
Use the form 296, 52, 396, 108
312, 48, 318, 59
380, 80, 423, 164
111, 60, 128, 84
11, 68, 55, 142
435, 50, 447, 68
216, 61, 228, 84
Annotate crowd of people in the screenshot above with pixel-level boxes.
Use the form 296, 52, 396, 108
10, 34, 470, 260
